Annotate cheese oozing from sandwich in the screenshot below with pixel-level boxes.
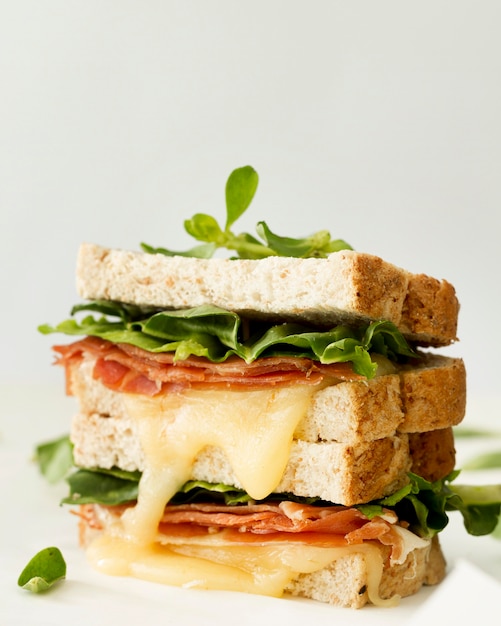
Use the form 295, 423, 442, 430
82, 383, 425, 606
120, 385, 318, 542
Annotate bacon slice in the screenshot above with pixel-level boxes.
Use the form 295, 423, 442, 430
54, 336, 363, 396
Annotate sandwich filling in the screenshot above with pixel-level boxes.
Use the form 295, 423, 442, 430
77, 500, 429, 605
41, 307, 438, 606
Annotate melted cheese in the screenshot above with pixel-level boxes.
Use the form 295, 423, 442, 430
118, 386, 316, 543
84, 384, 401, 606
87, 527, 398, 606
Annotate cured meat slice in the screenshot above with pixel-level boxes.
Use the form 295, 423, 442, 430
54, 336, 362, 395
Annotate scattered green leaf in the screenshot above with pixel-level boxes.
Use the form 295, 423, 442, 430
17, 547, 66, 593
35, 436, 74, 484
454, 427, 501, 439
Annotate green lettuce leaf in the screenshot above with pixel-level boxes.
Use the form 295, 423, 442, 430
35, 435, 74, 484
37, 438, 500, 539
370, 472, 501, 538
39, 302, 416, 378
62, 467, 140, 505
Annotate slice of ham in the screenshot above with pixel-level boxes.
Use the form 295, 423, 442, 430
54, 336, 363, 395
76, 500, 406, 560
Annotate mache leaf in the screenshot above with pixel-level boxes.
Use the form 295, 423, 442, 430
225, 165, 259, 230
255, 221, 352, 258
141, 165, 352, 259
462, 451, 501, 470
62, 468, 140, 505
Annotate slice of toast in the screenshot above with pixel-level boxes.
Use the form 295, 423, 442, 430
76, 243, 459, 346
67, 353, 466, 445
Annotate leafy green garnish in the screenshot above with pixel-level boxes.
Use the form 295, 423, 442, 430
141, 166, 352, 259
38, 302, 416, 379
453, 426, 501, 439
172, 481, 254, 506
447, 483, 501, 535
62, 468, 140, 505
35, 436, 74, 484
370, 471, 501, 538
17, 547, 66, 593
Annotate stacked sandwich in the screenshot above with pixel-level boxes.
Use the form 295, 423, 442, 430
40, 167, 472, 608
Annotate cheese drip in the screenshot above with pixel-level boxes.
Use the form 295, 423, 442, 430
118, 386, 317, 543
84, 383, 402, 606
87, 528, 399, 607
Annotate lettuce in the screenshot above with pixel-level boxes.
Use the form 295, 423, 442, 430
62, 467, 499, 537
39, 302, 416, 379
370, 472, 501, 538
36, 439, 500, 540
62, 468, 140, 505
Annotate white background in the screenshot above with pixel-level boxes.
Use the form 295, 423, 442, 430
2, 2, 501, 400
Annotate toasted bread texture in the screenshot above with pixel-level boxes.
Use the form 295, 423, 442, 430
77, 503, 446, 609
67, 352, 462, 505
285, 536, 446, 608
76, 244, 459, 346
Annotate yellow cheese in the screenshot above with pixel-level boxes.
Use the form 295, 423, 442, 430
87, 525, 398, 606
118, 386, 317, 543
84, 383, 403, 606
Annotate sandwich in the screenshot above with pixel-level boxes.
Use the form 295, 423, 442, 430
38, 166, 500, 608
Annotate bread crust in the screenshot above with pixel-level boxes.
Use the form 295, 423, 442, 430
76, 243, 459, 346
70, 412, 411, 506
286, 536, 446, 608
398, 355, 466, 432
77, 505, 446, 609
408, 428, 456, 482
67, 353, 466, 446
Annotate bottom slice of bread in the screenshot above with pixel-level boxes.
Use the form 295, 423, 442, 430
77, 504, 446, 609
286, 535, 445, 608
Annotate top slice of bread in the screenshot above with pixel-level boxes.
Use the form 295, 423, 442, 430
76, 243, 459, 346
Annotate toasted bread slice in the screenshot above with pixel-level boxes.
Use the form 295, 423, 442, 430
77, 503, 446, 608
66, 353, 466, 445
76, 243, 459, 346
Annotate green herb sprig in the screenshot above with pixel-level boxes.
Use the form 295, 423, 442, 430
141, 165, 352, 259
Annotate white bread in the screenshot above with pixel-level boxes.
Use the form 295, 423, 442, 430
66, 353, 466, 446
77, 504, 446, 609
71, 412, 411, 506
76, 243, 459, 346
66, 350, 462, 505
285, 536, 446, 608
